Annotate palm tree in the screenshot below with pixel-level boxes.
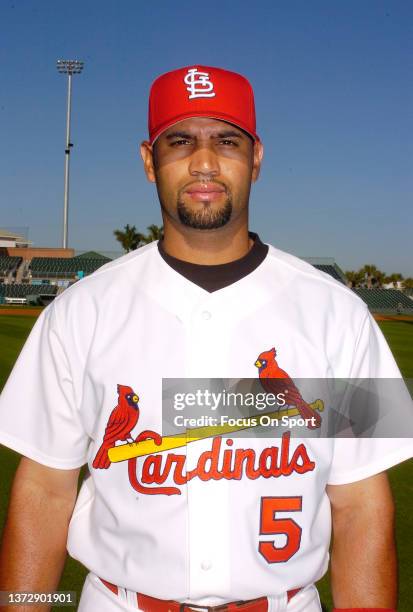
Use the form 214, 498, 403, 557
114, 224, 164, 253
113, 224, 145, 252
345, 270, 364, 289
360, 265, 383, 289
373, 269, 386, 288
141, 224, 164, 244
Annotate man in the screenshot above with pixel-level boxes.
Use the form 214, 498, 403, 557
0, 65, 412, 612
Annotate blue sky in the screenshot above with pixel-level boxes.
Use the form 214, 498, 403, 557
1, 0, 412, 275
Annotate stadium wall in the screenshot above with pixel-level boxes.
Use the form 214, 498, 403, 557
6, 247, 75, 260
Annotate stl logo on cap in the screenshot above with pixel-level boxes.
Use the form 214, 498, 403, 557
184, 67, 216, 100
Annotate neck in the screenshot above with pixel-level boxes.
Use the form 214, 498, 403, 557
161, 219, 252, 265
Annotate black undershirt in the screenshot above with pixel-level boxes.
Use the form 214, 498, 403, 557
157, 232, 269, 292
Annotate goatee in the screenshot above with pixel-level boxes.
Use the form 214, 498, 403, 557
177, 199, 233, 230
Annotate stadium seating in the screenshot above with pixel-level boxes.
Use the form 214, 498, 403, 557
0, 284, 58, 298
0, 256, 22, 275
30, 256, 110, 279
353, 288, 413, 311
313, 264, 346, 284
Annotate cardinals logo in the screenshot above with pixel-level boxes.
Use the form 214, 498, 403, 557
255, 347, 322, 429
93, 379, 318, 495
93, 384, 161, 470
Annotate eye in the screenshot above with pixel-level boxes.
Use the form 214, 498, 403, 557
219, 139, 238, 147
170, 139, 192, 146
132, 395, 139, 403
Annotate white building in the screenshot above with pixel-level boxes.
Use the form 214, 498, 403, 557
0, 229, 31, 249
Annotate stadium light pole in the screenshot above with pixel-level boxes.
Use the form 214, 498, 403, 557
56, 59, 84, 249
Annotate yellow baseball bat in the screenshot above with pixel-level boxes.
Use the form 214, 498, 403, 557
108, 399, 324, 463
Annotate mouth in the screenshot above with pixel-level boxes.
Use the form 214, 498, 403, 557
183, 182, 226, 203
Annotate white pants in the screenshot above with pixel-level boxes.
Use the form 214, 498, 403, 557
77, 573, 322, 612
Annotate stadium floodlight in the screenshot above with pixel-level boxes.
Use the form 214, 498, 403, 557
56, 60, 84, 75
56, 59, 85, 249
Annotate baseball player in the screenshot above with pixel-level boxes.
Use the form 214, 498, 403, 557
0, 65, 412, 612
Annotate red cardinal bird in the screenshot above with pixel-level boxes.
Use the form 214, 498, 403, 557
255, 348, 322, 429
93, 384, 141, 469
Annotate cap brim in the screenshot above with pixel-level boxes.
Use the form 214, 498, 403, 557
150, 111, 260, 144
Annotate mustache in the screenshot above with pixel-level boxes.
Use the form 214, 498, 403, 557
179, 179, 229, 195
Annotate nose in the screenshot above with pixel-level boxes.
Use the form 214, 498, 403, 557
188, 143, 220, 178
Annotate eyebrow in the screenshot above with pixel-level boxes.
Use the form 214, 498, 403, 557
216, 130, 244, 139
165, 129, 245, 140
165, 131, 193, 140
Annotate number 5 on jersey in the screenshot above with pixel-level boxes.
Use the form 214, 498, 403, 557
259, 496, 303, 563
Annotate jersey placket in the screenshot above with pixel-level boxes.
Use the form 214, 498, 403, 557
184, 292, 232, 601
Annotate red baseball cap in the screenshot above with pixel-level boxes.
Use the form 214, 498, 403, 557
148, 65, 259, 143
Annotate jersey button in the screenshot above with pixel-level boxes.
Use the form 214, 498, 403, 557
201, 559, 212, 570
201, 311, 212, 320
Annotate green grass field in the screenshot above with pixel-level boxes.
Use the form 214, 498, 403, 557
0, 313, 412, 611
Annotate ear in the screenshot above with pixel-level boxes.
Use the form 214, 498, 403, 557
140, 141, 156, 183
251, 140, 264, 182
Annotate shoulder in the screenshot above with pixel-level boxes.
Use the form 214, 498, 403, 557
54, 242, 158, 304
47, 242, 159, 332
264, 242, 366, 311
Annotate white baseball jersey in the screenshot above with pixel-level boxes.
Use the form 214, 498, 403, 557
0, 240, 412, 605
